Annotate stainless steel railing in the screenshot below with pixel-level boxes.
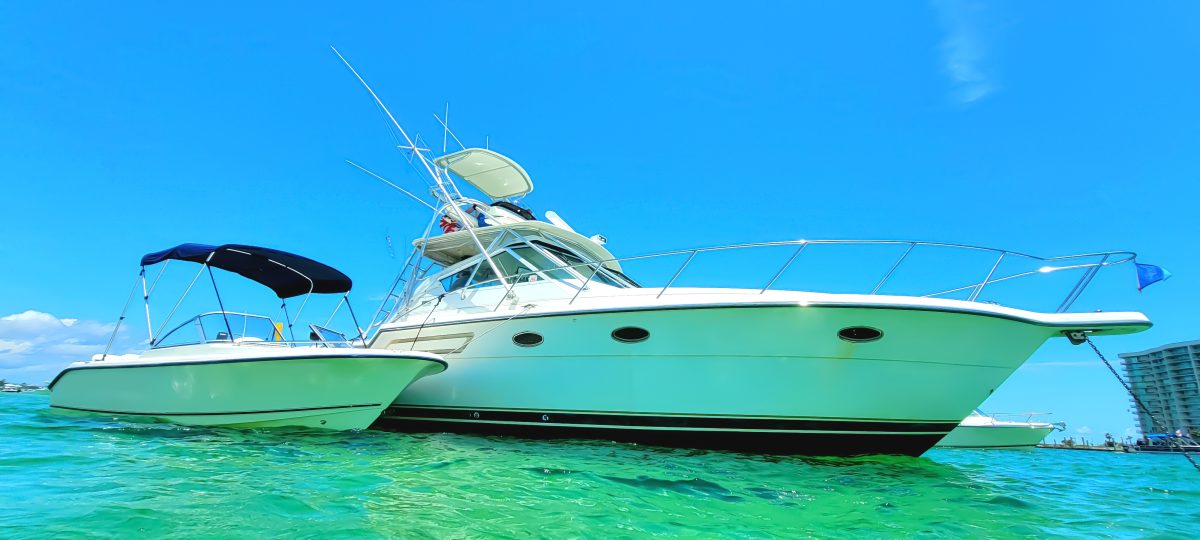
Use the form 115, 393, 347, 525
563, 239, 1135, 313
384, 238, 1137, 325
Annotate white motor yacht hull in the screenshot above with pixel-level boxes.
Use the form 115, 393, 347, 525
936, 424, 1055, 449
49, 348, 446, 430
370, 297, 1147, 456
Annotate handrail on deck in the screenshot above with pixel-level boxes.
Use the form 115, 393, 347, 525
389, 238, 1137, 323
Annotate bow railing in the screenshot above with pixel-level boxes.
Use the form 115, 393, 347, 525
558, 239, 1135, 313
377, 236, 1138, 329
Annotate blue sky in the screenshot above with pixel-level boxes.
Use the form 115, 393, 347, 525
1, 2, 1197, 439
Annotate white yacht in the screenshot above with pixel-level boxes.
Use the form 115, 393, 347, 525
50, 244, 446, 430
936, 410, 1062, 449
357, 147, 1149, 455
335, 51, 1156, 455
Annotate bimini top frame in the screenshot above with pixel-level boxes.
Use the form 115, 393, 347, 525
97, 243, 366, 360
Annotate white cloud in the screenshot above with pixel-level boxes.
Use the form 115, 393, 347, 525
1076, 425, 1093, 435
931, 0, 996, 104
0, 310, 131, 383
0, 339, 34, 355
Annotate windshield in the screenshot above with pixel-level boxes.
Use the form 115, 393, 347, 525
534, 241, 635, 288
435, 239, 638, 294
154, 313, 281, 348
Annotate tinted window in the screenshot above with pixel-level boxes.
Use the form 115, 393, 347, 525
509, 246, 573, 280
467, 251, 526, 288
535, 242, 628, 288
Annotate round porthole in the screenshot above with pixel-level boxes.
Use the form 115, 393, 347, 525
612, 326, 650, 343
838, 326, 883, 343
513, 331, 544, 347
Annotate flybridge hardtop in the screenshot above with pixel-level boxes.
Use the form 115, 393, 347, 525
141, 243, 352, 298
434, 148, 533, 201
415, 221, 623, 273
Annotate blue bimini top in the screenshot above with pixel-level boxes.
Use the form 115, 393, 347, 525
140, 243, 352, 298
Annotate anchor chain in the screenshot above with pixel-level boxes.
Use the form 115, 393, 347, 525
1083, 335, 1200, 474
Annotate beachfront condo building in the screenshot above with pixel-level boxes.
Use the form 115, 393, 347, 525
1120, 339, 1200, 436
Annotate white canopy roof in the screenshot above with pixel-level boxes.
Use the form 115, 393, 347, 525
434, 148, 533, 201
414, 221, 621, 272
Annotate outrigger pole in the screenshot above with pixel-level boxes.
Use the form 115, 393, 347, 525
345, 160, 437, 211
330, 46, 509, 288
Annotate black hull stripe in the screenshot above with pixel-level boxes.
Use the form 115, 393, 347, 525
48, 354, 447, 390
374, 417, 944, 457
383, 406, 959, 434
51, 403, 381, 417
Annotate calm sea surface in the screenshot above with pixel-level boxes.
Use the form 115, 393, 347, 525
1, 392, 1196, 539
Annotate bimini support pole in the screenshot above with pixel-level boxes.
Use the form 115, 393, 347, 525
100, 272, 143, 361
154, 260, 210, 342
324, 295, 346, 327
206, 264, 236, 342
344, 295, 366, 345
281, 300, 295, 341
140, 267, 154, 344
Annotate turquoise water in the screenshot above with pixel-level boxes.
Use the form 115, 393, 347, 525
1, 392, 1196, 538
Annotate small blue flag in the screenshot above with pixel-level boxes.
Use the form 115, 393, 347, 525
1135, 263, 1171, 291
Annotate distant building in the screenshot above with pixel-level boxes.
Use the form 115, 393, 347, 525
1120, 340, 1200, 436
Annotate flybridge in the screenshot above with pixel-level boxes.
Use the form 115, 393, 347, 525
332, 46, 590, 303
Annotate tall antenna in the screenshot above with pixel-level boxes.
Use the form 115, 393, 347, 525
433, 112, 467, 152
442, 102, 449, 154
331, 46, 441, 185
332, 46, 509, 287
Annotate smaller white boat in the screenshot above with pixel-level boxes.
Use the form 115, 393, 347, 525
49, 244, 447, 430
936, 410, 1063, 449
